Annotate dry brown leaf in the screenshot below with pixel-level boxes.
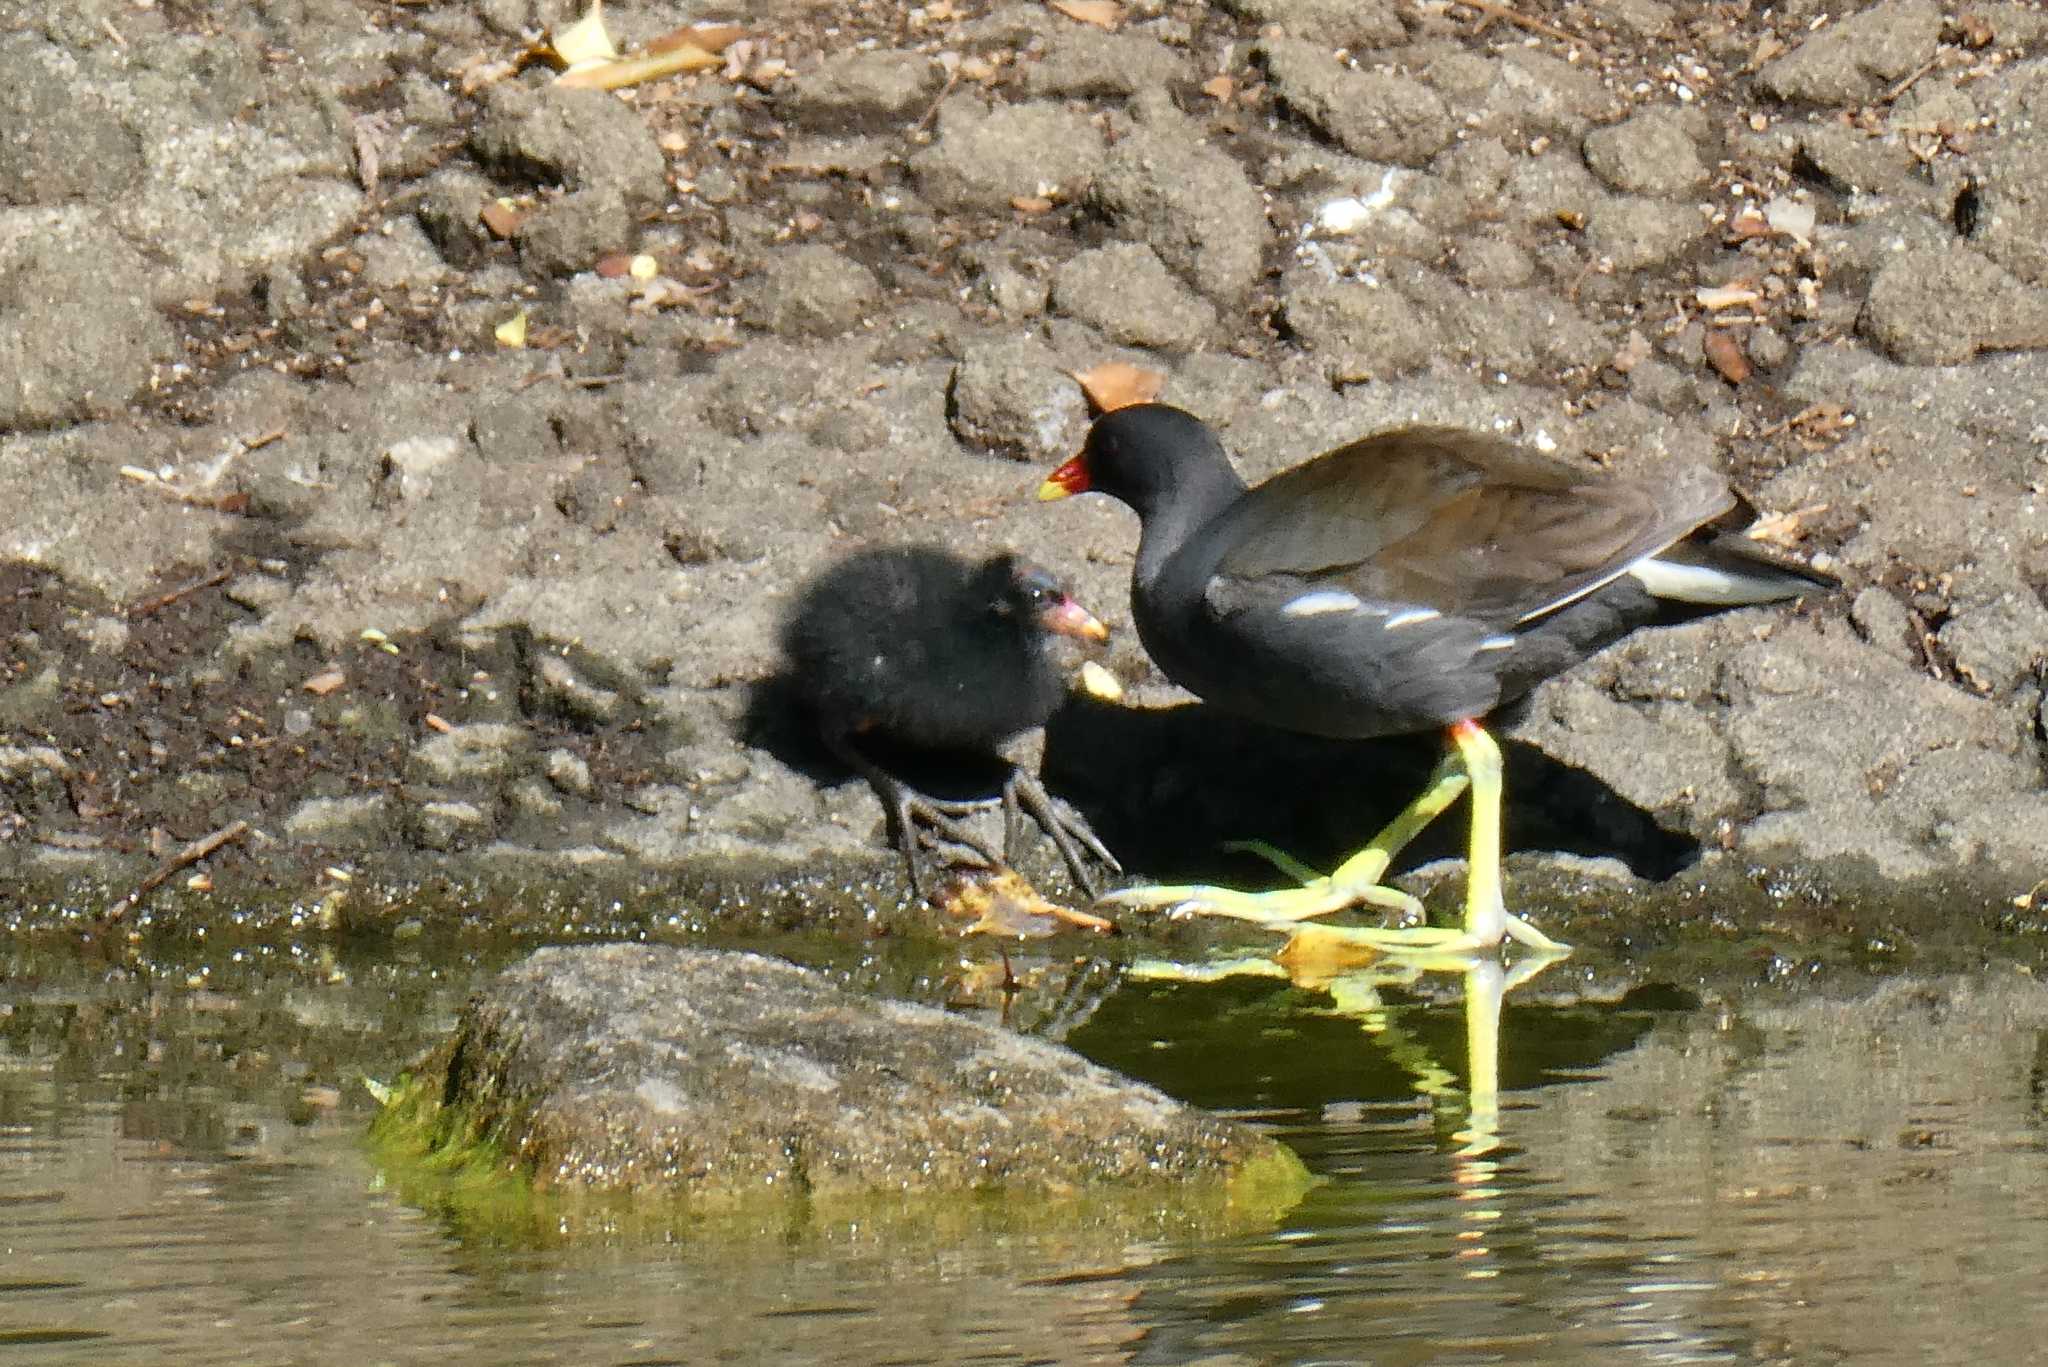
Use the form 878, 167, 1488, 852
1201, 74, 1235, 102
594, 253, 636, 278
478, 200, 525, 238
1049, 0, 1122, 29
302, 669, 346, 696
648, 22, 745, 55
1274, 926, 1386, 990
423, 713, 454, 734
935, 869, 1113, 936
1703, 328, 1751, 384
1009, 195, 1054, 214
1727, 207, 1772, 240
1071, 361, 1166, 412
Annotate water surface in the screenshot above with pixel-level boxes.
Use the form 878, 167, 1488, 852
3, 929, 2044, 1365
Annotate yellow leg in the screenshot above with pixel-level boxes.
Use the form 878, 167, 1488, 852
1449, 720, 1566, 954
1096, 750, 1469, 926
1099, 719, 1567, 955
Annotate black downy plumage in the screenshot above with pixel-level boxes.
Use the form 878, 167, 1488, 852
782, 546, 1119, 897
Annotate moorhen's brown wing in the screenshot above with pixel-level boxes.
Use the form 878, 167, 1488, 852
1203, 428, 1734, 629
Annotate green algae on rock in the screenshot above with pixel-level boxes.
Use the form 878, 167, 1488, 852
369, 943, 1311, 1243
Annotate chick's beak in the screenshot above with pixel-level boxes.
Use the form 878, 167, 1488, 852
1040, 595, 1110, 643
1037, 454, 1091, 501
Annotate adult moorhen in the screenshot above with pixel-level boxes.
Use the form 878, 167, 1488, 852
1039, 403, 1832, 954
781, 545, 1120, 898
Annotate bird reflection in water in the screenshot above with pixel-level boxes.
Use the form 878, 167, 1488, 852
1129, 928, 1568, 1163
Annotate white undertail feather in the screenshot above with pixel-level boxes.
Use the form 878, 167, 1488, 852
1626, 554, 1813, 606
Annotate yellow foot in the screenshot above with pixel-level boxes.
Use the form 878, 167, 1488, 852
1096, 872, 1424, 926
1502, 911, 1566, 953
1096, 865, 1567, 957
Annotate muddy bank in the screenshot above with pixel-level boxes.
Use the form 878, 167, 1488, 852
3, 0, 2046, 933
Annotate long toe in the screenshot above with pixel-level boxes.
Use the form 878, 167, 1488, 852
1095, 879, 1361, 923
1004, 770, 1120, 901
890, 793, 1007, 899
1503, 911, 1569, 953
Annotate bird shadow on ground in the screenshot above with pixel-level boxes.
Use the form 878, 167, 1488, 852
744, 674, 1696, 890
743, 673, 1032, 808
1041, 695, 1697, 888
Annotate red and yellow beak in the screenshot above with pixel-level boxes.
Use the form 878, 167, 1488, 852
1039, 594, 1110, 643
1036, 454, 1091, 501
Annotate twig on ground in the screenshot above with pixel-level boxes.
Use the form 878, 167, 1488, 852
104, 820, 251, 922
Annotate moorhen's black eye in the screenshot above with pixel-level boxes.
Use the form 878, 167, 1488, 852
1039, 403, 1834, 954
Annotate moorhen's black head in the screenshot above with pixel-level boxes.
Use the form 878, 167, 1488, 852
1039, 403, 1246, 521
973, 553, 1108, 646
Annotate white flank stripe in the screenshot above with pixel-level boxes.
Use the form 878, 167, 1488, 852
1281, 589, 1363, 617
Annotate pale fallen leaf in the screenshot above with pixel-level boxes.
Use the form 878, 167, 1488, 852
495, 309, 530, 349
1762, 195, 1816, 245
1071, 360, 1166, 412
1049, 0, 1122, 28
1078, 660, 1122, 701
1009, 194, 1054, 214
550, 0, 617, 69
302, 668, 347, 696
1696, 283, 1761, 310
1201, 74, 1235, 101
557, 42, 720, 89
423, 713, 454, 734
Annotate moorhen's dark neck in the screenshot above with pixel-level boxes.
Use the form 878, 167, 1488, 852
1079, 405, 1250, 590
1119, 447, 1246, 590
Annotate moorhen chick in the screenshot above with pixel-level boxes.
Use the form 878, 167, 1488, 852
781, 545, 1120, 898
1039, 403, 1832, 954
